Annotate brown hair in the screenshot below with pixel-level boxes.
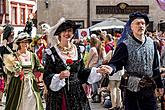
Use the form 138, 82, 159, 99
90, 37, 98, 47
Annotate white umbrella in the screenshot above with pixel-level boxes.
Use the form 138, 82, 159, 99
89, 18, 126, 31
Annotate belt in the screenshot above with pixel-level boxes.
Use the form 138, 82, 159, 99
139, 75, 156, 88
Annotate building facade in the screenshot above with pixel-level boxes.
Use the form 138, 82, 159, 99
37, 0, 165, 32
0, 0, 37, 37
0, 0, 7, 23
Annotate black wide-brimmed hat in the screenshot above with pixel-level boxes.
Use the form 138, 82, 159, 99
15, 32, 32, 44
129, 12, 149, 25
3, 24, 14, 40
54, 19, 79, 36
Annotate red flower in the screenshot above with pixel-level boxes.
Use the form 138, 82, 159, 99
66, 59, 74, 65
66, 59, 73, 71
20, 70, 24, 80
66, 59, 73, 91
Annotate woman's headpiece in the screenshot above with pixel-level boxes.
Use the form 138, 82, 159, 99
53, 19, 79, 36
48, 17, 79, 47
14, 32, 32, 44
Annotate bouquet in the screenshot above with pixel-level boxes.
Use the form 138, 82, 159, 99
3, 54, 23, 80
66, 59, 74, 90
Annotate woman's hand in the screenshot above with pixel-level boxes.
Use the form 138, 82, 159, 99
59, 70, 70, 80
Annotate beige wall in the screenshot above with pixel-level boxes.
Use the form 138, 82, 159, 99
37, 0, 87, 27
37, 0, 165, 30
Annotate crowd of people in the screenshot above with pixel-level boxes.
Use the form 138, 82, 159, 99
0, 12, 164, 110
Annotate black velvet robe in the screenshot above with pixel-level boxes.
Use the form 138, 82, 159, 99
44, 46, 91, 110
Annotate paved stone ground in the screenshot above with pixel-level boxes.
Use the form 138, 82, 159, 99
0, 96, 107, 110
89, 99, 108, 110
0, 96, 161, 110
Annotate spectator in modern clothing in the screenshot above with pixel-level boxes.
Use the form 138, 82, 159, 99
108, 67, 124, 110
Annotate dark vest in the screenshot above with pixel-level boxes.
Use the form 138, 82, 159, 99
124, 36, 155, 77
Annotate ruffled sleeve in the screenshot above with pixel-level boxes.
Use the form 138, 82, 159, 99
78, 58, 102, 84
49, 74, 66, 91
87, 67, 102, 84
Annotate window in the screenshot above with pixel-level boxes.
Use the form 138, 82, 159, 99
28, 9, 33, 18
0, 0, 4, 14
20, 8, 25, 24
11, 7, 17, 24
27, 4, 33, 19
74, 20, 84, 29
28, 9, 33, 15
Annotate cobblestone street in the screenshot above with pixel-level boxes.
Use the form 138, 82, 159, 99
0, 96, 108, 110
0, 95, 162, 110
